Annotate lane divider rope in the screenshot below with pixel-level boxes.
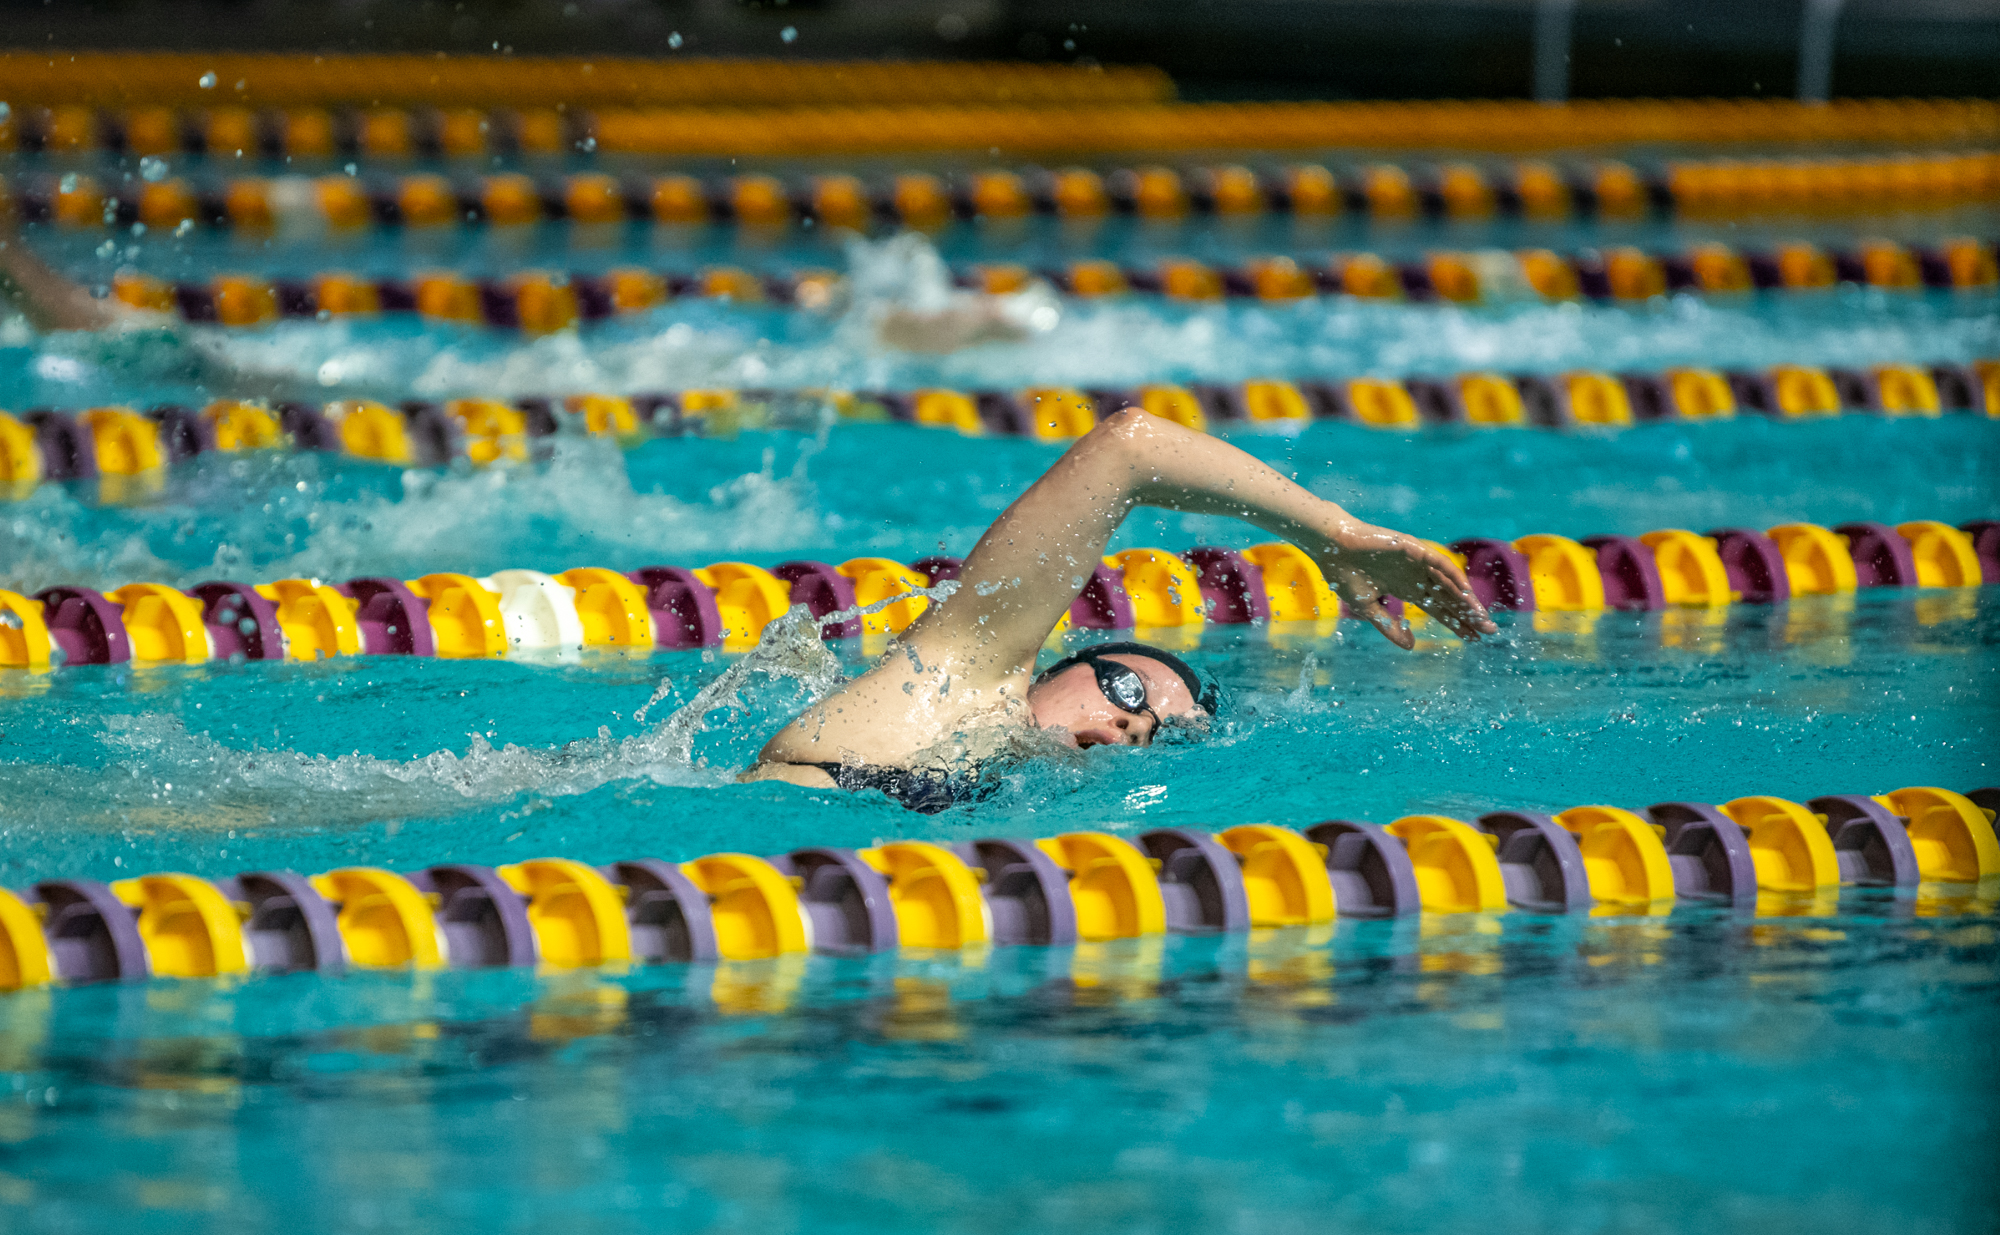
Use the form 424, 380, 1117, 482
69, 238, 2000, 333
3, 96, 1993, 157
1, 518, 1991, 669
13, 151, 1997, 231
2, 786, 1994, 990
3, 361, 1994, 497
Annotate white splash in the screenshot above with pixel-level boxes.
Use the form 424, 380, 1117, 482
6, 585, 968, 835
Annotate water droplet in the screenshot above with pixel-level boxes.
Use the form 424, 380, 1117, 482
138, 156, 169, 182
668, 32, 683, 48
198, 71, 217, 89
781, 25, 797, 43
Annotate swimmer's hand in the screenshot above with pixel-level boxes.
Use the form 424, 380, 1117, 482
1310, 520, 1498, 649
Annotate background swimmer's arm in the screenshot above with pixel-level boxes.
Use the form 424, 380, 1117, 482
903, 407, 1496, 674
0, 219, 133, 331
0, 215, 299, 402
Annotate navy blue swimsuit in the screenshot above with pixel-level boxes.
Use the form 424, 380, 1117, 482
797, 762, 992, 814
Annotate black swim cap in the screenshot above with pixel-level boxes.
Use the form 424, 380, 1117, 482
1035, 641, 1222, 717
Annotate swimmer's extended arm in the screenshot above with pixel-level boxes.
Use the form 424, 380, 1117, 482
905, 407, 1496, 677
0, 218, 132, 332
0, 215, 301, 401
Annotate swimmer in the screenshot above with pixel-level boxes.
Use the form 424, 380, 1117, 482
0, 212, 320, 403
0, 213, 129, 333
743, 406, 1495, 810
874, 299, 1035, 353
854, 232, 1060, 354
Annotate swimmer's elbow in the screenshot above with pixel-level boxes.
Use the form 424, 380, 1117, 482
1095, 405, 1152, 437
1081, 405, 1158, 463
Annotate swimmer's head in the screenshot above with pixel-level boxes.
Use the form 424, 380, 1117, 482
1028, 642, 1220, 749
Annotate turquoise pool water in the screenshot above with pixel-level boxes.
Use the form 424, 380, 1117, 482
2, 219, 1998, 1231
3, 895, 1995, 1233
0, 577, 1994, 1233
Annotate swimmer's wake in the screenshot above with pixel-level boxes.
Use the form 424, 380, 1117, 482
41, 586, 961, 832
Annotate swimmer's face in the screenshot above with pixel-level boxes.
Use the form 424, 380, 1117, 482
1027, 654, 1200, 749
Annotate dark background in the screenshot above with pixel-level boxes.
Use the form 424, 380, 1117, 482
1, 0, 1996, 99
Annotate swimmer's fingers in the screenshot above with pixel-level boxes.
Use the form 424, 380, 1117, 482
1338, 577, 1416, 650
1369, 599, 1417, 650
1322, 536, 1494, 646
1371, 538, 1495, 641
1409, 552, 1497, 641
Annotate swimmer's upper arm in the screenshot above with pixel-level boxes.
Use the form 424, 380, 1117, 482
739, 762, 838, 789
901, 408, 1154, 678
0, 229, 136, 332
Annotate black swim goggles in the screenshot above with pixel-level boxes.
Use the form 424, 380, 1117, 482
1035, 641, 1222, 721
1086, 658, 1158, 723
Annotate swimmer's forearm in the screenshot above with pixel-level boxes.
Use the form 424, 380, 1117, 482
1100, 412, 1492, 642
909, 409, 1347, 665
911, 407, 1490, 664
1052, 408, 1358, 564
1107, 411, 1493, 642
0, 227, 129, 331
1116, 417, 1356, 546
